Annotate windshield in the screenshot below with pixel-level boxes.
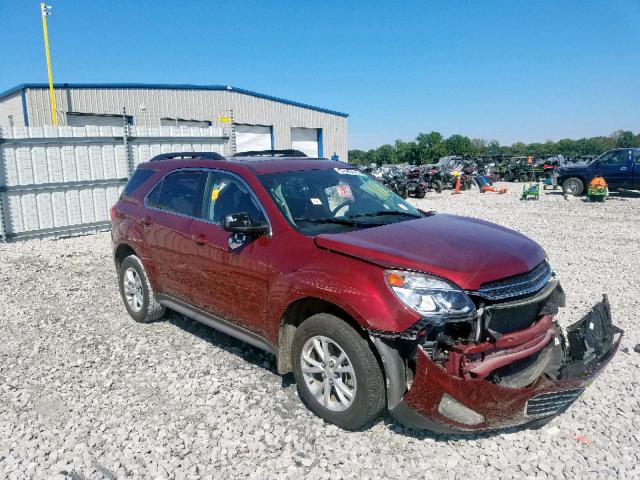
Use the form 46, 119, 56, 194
258, 167, 423, 234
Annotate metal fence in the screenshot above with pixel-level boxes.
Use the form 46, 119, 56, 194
0, 125, 230, 241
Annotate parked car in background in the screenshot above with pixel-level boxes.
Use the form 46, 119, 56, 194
111, 151, 622, 432
554, 148, 640, 195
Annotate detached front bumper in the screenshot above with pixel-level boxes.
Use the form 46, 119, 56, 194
389, 296, 622, 433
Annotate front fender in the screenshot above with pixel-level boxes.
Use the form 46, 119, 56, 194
266, 265, 420, 345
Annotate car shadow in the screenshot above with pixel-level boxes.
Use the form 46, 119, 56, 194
164, 310, 295, 389
378, 413, 546, 440
163, 310, 548, 440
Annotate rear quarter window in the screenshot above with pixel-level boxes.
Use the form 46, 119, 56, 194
120, 169, 156, 199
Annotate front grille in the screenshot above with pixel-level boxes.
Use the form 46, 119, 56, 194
525, 388, 584, 417
474, 262, 552, 301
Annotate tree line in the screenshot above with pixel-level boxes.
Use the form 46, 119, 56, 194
348, 130, 640, 166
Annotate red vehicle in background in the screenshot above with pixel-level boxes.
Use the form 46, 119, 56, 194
423, 165, 445, 192
405, 166, 428, 198
110, 151, 621, 432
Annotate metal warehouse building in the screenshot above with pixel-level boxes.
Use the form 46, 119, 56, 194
0, 83, 349, 159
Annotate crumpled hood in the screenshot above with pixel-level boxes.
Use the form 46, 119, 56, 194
314, 214, 545, 291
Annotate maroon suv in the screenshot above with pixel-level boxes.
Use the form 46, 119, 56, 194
110, 151, 621, 432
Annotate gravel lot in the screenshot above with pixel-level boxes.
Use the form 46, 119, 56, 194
1, 183, 639, 479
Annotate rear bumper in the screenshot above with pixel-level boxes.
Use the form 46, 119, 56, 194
389, 296, 622, 433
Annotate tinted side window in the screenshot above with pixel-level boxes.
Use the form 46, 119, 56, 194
600, 151, 627, 165
596, 152, 614, 165
202, 172, 265, 224
151, 171, 207, 217
121, 169, 155, 199
146, 180, 163, 208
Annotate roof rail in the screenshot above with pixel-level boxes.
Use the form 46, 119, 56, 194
232, 149, 308, 158
149, 152, 225, 162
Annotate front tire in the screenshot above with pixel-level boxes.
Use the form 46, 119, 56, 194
562, 177, 584, 196
118, 255, 165, 323
292, 314, 385, 430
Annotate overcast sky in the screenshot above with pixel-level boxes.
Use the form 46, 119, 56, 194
1, 0, 639, 149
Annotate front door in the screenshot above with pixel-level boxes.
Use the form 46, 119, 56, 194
144, 169, 208, 302
595, 149, 633, 189
188, 170, 272, 336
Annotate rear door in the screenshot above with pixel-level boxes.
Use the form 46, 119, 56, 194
144, 170, 208, 302
596, 150, 633, 188
188, 170, 272, 336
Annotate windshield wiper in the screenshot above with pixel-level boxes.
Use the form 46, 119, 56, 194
349, 210, 422, 219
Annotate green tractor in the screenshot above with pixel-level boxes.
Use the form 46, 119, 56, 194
521, 182, 540, 200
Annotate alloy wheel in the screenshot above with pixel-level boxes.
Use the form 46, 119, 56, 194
300, 335, 357, 412
566, 179, 580, 194
123, 267, 144, 312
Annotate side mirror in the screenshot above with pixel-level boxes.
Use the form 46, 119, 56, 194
221, 212, 269, 236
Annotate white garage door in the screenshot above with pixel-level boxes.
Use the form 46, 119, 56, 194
235, 124, 272, 153
291, 127, 320, 158
66, 113, 128, 127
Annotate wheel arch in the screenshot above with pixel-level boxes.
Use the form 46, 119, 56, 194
276, 296, 369, 375
114, 242, 138, 270
559, 173, 585, 185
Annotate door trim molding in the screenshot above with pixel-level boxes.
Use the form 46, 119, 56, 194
157, 294, 276, 355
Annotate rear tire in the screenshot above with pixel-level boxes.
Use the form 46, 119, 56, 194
118, 255, 165, 323
433, 180, 443, 193
292, 314, 385, 430
562, 177, 584, 196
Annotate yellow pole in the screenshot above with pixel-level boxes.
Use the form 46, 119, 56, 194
40, 3, 58, 126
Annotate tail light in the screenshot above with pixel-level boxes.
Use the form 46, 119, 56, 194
110, 205, 117, 223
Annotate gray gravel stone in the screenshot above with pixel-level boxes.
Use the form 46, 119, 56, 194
0, 182, 638, 479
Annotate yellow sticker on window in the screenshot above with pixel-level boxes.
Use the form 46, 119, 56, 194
361, 179, 391, 200
211, 189, 220, 200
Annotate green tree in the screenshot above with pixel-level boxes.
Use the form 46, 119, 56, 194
486, 140, 501, 156
416, 131, 446, 163
394, 139, 421, 165
615, 131, 635, 148
444, 134, 473, 156
349, 130, 637, 163
348, 149, 368, 165
372, 144, 395, 166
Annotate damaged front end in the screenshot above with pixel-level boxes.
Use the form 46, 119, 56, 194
372, 265, 623, 433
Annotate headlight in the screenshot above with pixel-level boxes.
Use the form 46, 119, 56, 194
384, 270, 476, 324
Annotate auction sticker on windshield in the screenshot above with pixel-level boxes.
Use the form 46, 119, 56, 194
336, 184, 354, 199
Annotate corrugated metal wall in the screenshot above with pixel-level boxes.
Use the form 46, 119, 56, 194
0, 125, 228, 241
0, 93, 26, 127
23, 87, 348, 160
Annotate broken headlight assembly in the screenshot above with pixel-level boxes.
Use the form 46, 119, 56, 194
384, 270, 476, 325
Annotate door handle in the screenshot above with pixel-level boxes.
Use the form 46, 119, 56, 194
191, 233, 206, 246
620, 167, 628, 171
141, 215, 152, 226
